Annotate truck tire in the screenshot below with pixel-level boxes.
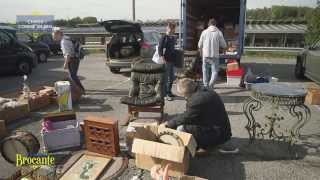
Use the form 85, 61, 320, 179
295, 56, 305, 79
110, 68, 121, 74
18, 61, 32, 75
38, 52, 48, 63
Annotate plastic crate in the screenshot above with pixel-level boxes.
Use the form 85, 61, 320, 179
42, 112, 80, 152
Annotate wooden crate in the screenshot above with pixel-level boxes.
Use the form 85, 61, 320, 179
84, 116, 120, 157
28, 93, 52, 111
0, 103, 30, 124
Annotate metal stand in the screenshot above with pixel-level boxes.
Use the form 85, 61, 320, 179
243, 84, 311, 146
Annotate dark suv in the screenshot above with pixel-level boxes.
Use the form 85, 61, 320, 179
17, 33, 51, 63
0, 30, 37, 75
37, 33, 61, 55
101, 20, 160, 73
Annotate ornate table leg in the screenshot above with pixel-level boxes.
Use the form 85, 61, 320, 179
288, 104, 311, 145
243, 97, 263, 143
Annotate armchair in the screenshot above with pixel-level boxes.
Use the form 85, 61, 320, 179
120, 63, 166, 124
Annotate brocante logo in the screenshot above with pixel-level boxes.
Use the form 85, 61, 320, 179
16, 153, 55, 167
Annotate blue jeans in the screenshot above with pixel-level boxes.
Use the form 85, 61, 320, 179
68, 58, 85, 91
164, 62, 175, 96
202, 57, 219, 88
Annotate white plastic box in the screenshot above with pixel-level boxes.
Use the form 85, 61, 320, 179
227, 76, 242, 86
42, 119, 80, 152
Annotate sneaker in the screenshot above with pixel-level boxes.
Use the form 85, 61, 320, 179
218, 142, 239, 154
165, 96, 173, 101
196, 148, 209, 156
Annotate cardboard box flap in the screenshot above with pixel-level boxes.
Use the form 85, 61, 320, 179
158, 126, 197, 157
132, 138, 186, 163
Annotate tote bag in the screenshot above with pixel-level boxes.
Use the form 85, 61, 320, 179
152, 45, 164, 64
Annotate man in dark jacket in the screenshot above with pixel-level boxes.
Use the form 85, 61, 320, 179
162, 78, 238, 154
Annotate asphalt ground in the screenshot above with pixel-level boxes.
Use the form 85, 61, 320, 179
0, 54, 319, 180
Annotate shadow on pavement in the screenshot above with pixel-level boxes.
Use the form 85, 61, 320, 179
86, 89, 129, 97
75, 97, 113, 113
188, 137, 312, 180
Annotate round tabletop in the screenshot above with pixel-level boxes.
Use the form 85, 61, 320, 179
252, 83, 307, 97
251, 83, 307, 106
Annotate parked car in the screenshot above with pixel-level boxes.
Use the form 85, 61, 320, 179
295, 38, 320, 84
0, 30, 37, 75
37, 33, 61, 55
101, 20, 161, 73
17, 33, 51, 63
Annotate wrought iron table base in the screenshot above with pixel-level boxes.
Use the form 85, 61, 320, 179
243, 97, 311, 146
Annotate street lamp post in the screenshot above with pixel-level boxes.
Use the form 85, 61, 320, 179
132, 0, 136, 21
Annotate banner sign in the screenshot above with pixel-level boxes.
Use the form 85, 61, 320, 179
16, 15, 54, 32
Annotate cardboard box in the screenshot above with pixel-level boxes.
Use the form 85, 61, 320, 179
181, 176, 208, 180
305, 85, 320, 105
131, 125, 197, 177
126, 122, 159, 156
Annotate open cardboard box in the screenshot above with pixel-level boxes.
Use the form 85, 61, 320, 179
131, 125, 197, 178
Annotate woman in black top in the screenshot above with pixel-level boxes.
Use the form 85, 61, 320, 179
158, 22, 177, 101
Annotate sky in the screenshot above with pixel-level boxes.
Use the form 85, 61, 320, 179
0, 0, 318, 23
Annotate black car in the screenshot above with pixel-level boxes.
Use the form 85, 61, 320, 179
37, 33, 61, 55
101, 20, 161, 73
17, 33, 51, 63
0, 30, 37, 75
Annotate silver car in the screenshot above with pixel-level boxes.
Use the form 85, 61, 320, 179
101, 20, 161, 73
295, 38, 320, 84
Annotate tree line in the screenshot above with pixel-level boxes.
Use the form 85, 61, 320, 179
53, 16, 98, 27
305, 1, 320, 44
247, 5, 313, 21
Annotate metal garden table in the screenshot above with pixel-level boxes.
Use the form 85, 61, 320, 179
243, 83, 311, 145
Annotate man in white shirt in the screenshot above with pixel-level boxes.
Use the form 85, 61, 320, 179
198, 18, 227, 89
52, 27, 85, 93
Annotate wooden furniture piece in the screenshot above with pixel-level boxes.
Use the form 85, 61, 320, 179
120, 63, 166, 124
84, 116, 120, 157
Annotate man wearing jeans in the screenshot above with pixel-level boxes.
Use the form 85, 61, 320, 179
52, 27, 85, 94
198, 18, 227, 89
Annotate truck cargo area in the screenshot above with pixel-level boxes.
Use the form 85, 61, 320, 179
184, 0, 245, 59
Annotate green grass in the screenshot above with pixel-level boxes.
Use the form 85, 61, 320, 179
244, 51, 298, 59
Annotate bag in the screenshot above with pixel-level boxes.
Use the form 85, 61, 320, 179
72, 40, 85, 60
153, 35, 169, 64
152, 45, 164, 64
